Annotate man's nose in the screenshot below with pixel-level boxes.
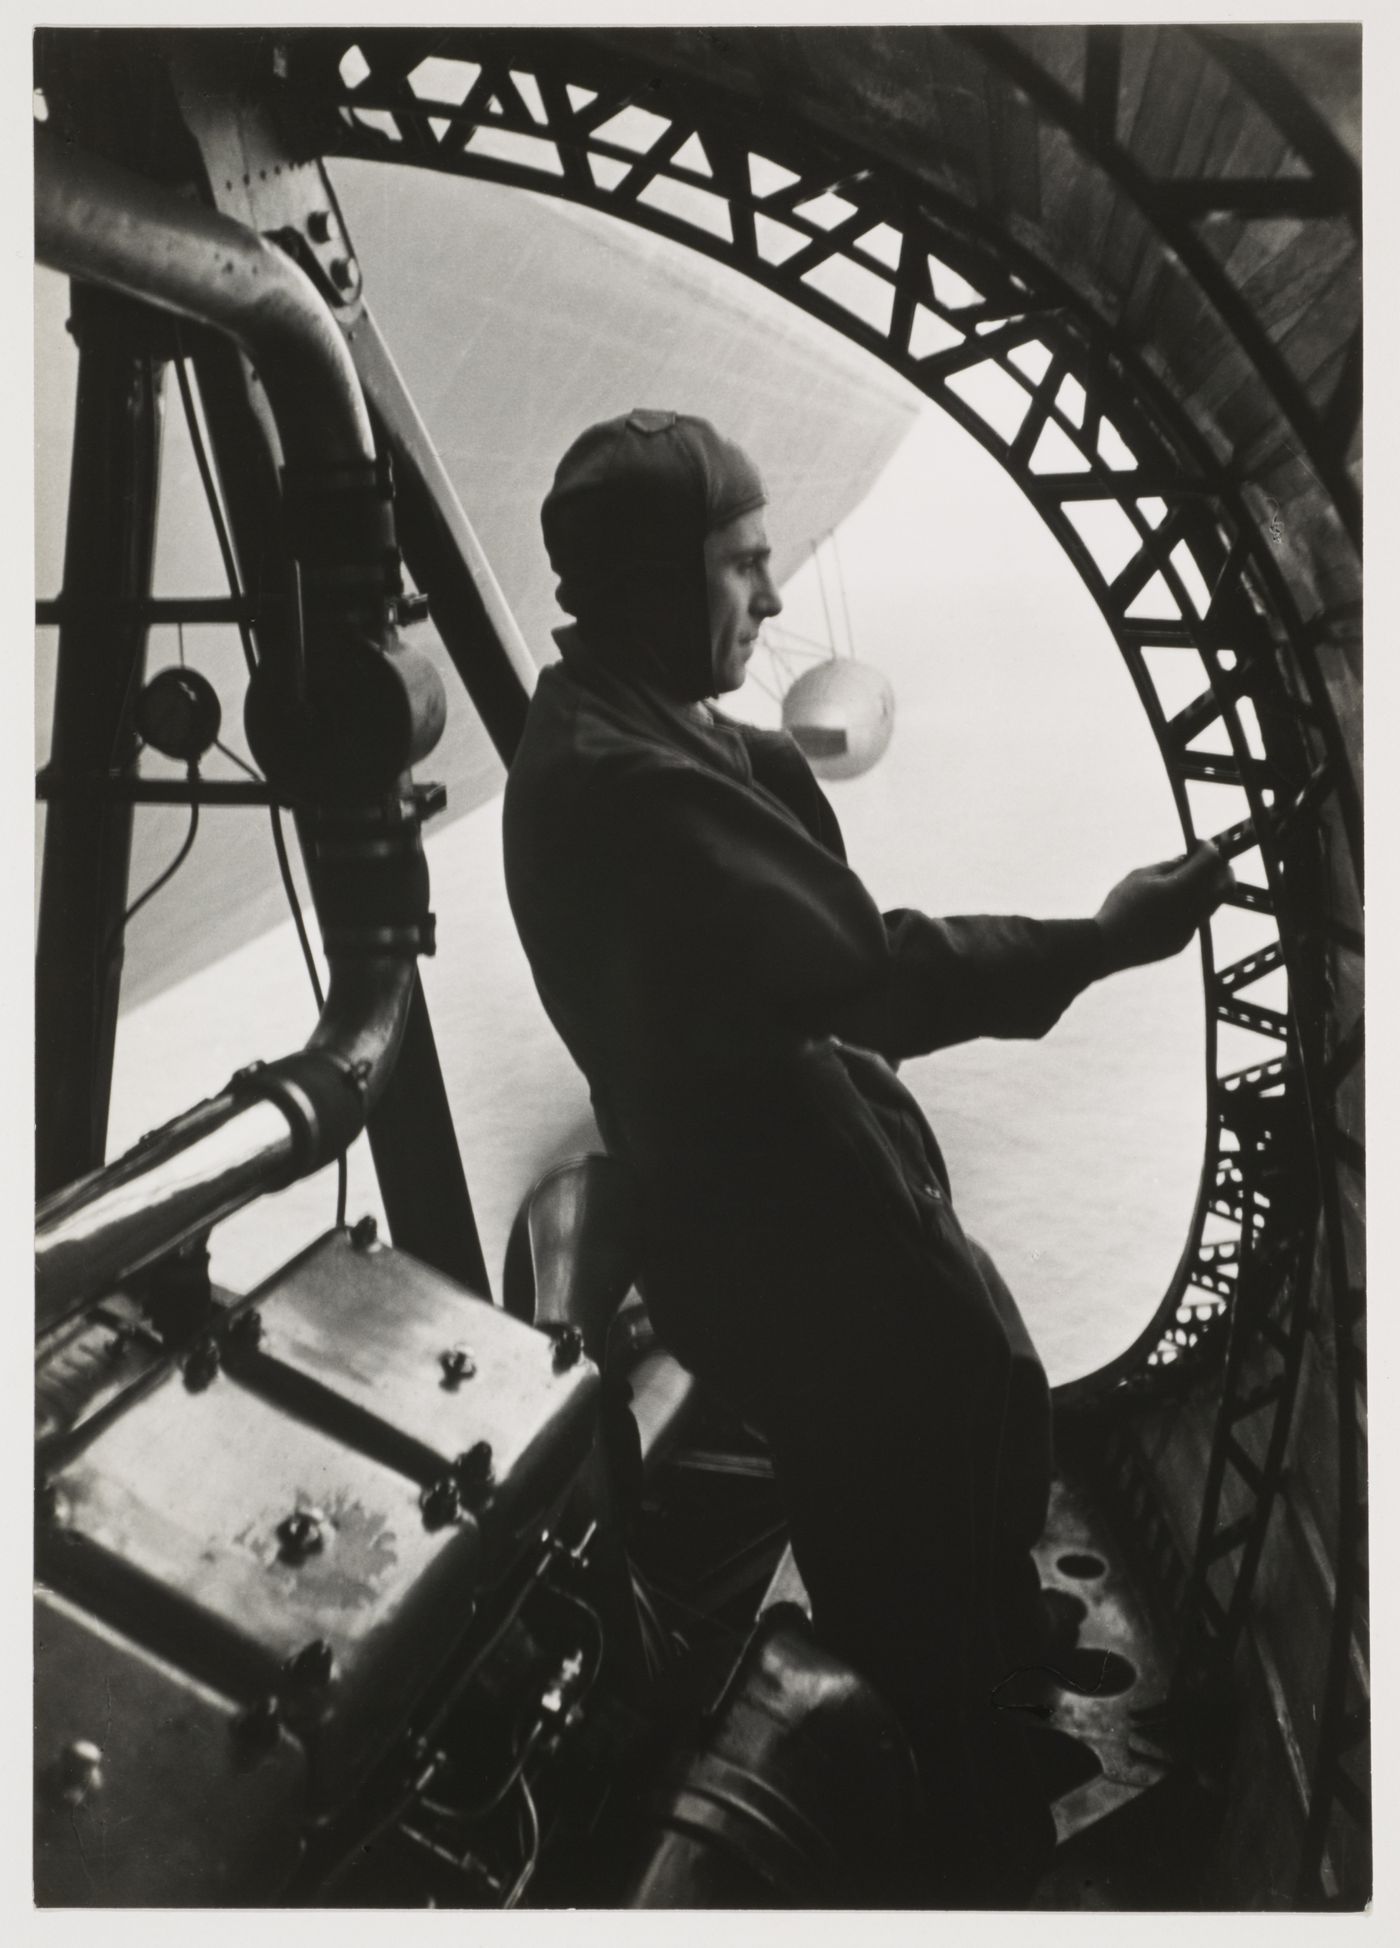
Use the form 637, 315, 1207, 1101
754, 573, 782, 619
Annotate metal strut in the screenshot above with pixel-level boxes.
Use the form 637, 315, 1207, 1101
35, 127, 446, 1334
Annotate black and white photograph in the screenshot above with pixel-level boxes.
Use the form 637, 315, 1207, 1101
28, 7, 1373, 1918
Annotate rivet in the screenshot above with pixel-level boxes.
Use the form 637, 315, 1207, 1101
350, 1214, 378, 1250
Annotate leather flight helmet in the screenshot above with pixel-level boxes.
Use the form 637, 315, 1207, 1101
541, 408, 767, 701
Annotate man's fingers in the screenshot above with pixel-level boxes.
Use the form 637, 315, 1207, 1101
1196, 840, 1236, 896
1174, 842, 1235, 931
1169, 840, 1234, 893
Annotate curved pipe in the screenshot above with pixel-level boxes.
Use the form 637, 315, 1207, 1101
36, 959, 416, 1332
34, 133, 429, 1335
35, 124, 372, 467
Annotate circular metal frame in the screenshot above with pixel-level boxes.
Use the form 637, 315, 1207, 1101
314, 28, 1351, 1388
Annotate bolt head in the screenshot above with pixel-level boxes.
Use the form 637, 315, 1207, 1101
37, 1482, 69, 1528
285, 1638, 335, 1690
276, 1508, 326, 1563
453, 1440, 495, 1505
439, 1344, 477, 1386
183, 1338, 221, 1391
228, 1307, 264, 1352
56, 1739, 104, 1806
231, 1695, 281, 1753
553, 1325, 585, 1371
420, 1476, 461, 1529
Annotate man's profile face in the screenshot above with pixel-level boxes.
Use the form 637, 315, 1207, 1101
703, 508, 782, 695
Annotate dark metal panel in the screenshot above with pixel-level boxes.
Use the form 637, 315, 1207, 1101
1193, 26, 1361, 185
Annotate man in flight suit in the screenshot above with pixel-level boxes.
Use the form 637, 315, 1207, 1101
503, 409, 1230, 1895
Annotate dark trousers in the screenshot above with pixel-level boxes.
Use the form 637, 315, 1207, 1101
640, 1176, 1054, 1741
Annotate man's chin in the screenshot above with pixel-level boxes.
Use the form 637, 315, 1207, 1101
714, 651, 752, 695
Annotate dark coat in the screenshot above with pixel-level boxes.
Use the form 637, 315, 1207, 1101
503, 635, 1106, 1720
504, 637, 1103, 1244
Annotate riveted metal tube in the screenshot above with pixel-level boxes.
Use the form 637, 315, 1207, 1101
35, 955, 418, 1334
34, 125, 372, 468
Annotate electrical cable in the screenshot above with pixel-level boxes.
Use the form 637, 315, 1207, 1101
269, 806, 325, 1012
316, 1749, 442, 1898
270, 806, 344, 1230
629, 1562, 698, 1656
175, 330, 348, 1227
419, 1573, 608, 1830
502, 1776, 540, 1909
100, 770, 200, 970
414, 1553, 557, 1757
831, 523, 857, 658
216, 747, 329, 1037
172, 339, 256, 681
767, 620, 839, 659
810, 534, 838, 655
629, 1570, 677, 1677
418, 1721, 546, 1828
213, 736, 261, 782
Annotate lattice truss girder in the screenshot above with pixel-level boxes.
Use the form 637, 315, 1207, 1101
315, 24, 1356, 1363
245, 23, 1369, 1900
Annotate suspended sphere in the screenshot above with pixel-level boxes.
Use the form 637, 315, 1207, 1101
781, 659, 896, 780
